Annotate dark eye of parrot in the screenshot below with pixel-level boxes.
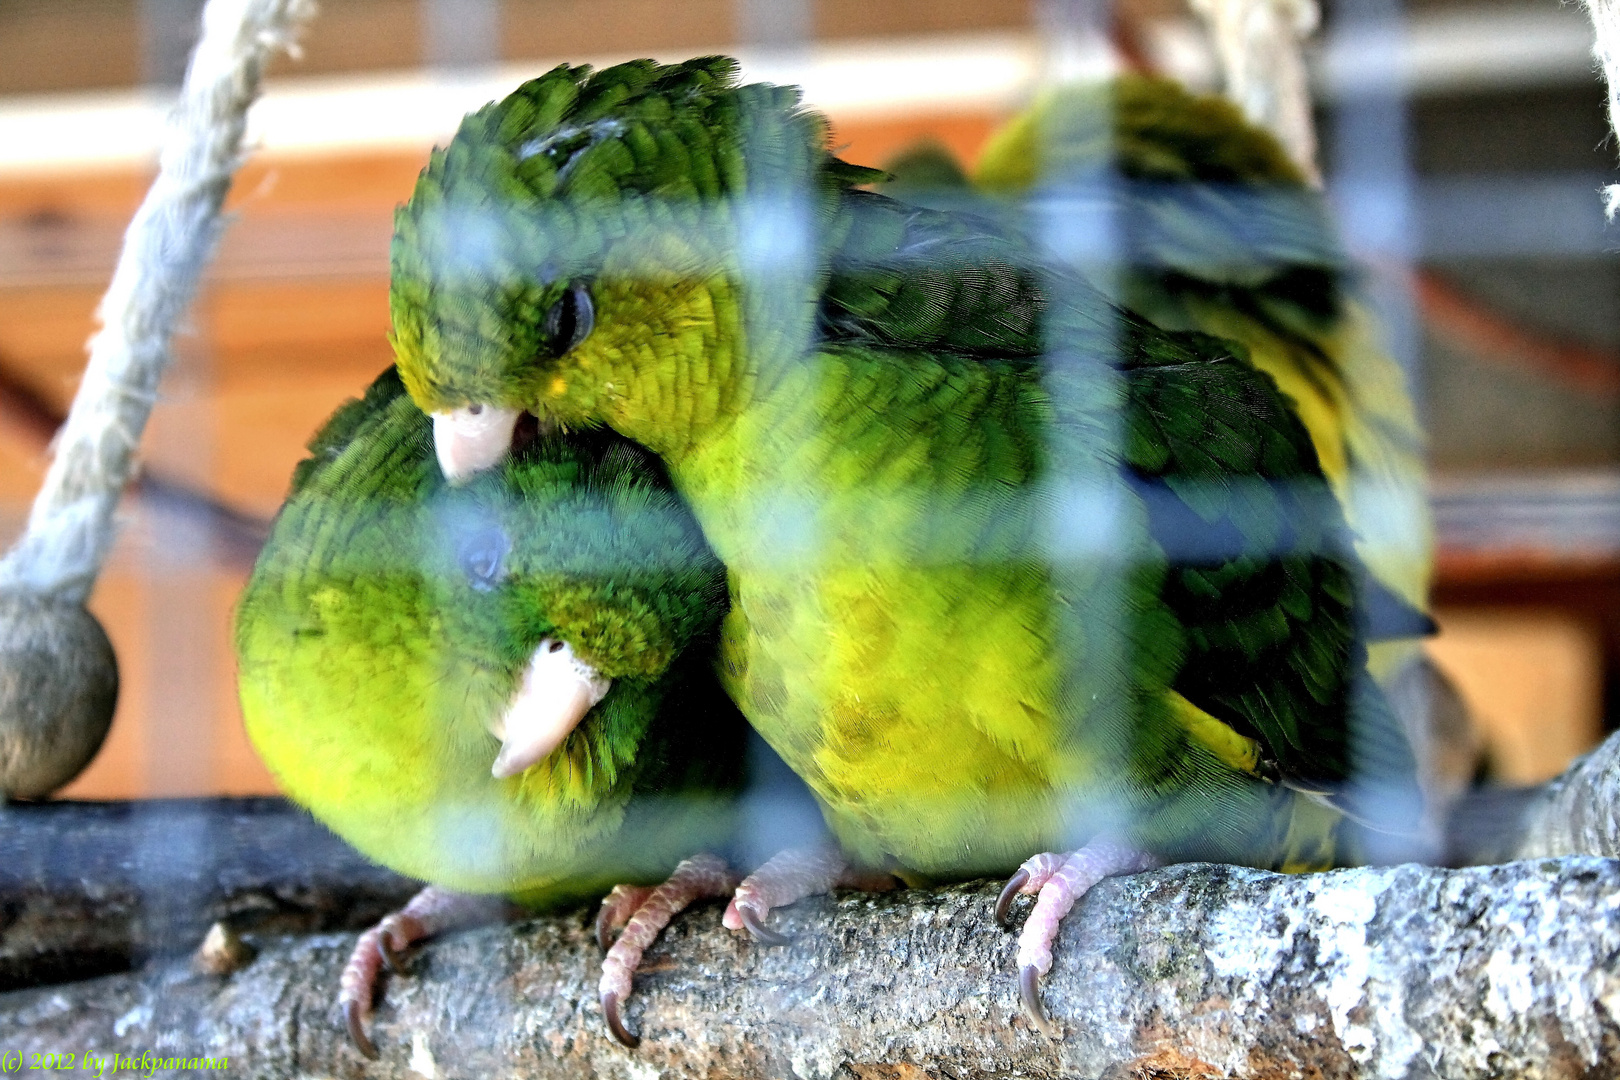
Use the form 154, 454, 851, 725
543, 282, 594, 357
457, 525, 510, 592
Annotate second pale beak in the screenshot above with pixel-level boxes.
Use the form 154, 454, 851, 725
433, 404, 522, 483
488, 638, 612, 779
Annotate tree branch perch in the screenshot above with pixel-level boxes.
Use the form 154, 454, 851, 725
5, 857, 1620, 1078
9, 728, 1620, 1078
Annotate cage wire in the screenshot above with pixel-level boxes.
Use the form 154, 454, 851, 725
7, 0, 1620, 1063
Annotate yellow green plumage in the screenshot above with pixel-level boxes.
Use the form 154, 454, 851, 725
236, 367, 745, 904
388, 59, 1421, 885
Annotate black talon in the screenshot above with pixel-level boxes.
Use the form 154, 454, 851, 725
594, 906, 618, 952
343, 999, 380, 1060
738, 904, 792, 947
1019, 965, 1060, 1039
602, 990, 641, 1048
995, 868, 1030, 926
376, 931, 410, 975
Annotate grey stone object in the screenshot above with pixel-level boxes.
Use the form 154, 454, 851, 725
0, 593, 117, 799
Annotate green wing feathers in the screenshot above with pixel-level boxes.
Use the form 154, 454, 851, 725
968, 74, 1432, 640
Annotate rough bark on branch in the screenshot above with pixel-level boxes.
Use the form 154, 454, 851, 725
6, 858, 1620, 1079
0, 797, 418, 990
1517, 729, 1620, 859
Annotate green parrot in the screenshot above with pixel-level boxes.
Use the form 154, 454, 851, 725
387, 57, 1420, 1035
235, 366, 752, 1054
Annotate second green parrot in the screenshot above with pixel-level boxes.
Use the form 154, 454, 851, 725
236, 367, 755, 1053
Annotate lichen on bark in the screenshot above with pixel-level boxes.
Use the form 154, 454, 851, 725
6, 857, 1620, 1079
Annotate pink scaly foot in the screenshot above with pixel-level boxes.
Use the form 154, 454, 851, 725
996, 838, 1160, 1038
598, 853, 740, 1048
993, 852, 1070, 925
338, 886, 509, 1059
722, 845, 899, 945
595, 883, 657, 951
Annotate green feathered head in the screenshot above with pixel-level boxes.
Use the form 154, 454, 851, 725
389, 57, 883, 473
267, 367, 721, 686
393, 59, 799, 407
438, 425, 725, 685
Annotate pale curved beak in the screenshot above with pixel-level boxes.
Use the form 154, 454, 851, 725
433, 405, 522, 483
488, 638, 612, 779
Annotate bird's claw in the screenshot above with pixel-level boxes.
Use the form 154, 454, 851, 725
377, 928, 410, 975
736, 903, 792, 946
995, 868, 1030, 926
595, 883, 657, 953
1019, 965, 1059, 1038
1001, 841, 1159, 1040
595, 855, 738, 1048
343, 998, 379, 1060
601, 990, 641, 1049
594, 906, 618, 952
335, 887, 501, 1060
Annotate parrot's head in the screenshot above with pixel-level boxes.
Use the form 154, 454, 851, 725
389, 56, 848, 482
437, 429, 725, 781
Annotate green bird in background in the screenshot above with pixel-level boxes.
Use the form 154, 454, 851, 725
389, 57, 1420, 1035
236, 367, 756, 1054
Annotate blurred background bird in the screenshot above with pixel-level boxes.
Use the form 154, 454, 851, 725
888, 73, 1432, 670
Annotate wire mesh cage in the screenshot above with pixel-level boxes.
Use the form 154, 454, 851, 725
2, 0, 1620, 1072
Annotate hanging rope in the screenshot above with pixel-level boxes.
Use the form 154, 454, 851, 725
1187, 0, 1323, 186
1578, 0, 1620, 217
0, 0, 315, 798
0, 0, 313, 601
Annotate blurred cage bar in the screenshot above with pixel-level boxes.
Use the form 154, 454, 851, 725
0, 0, 1615, 801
